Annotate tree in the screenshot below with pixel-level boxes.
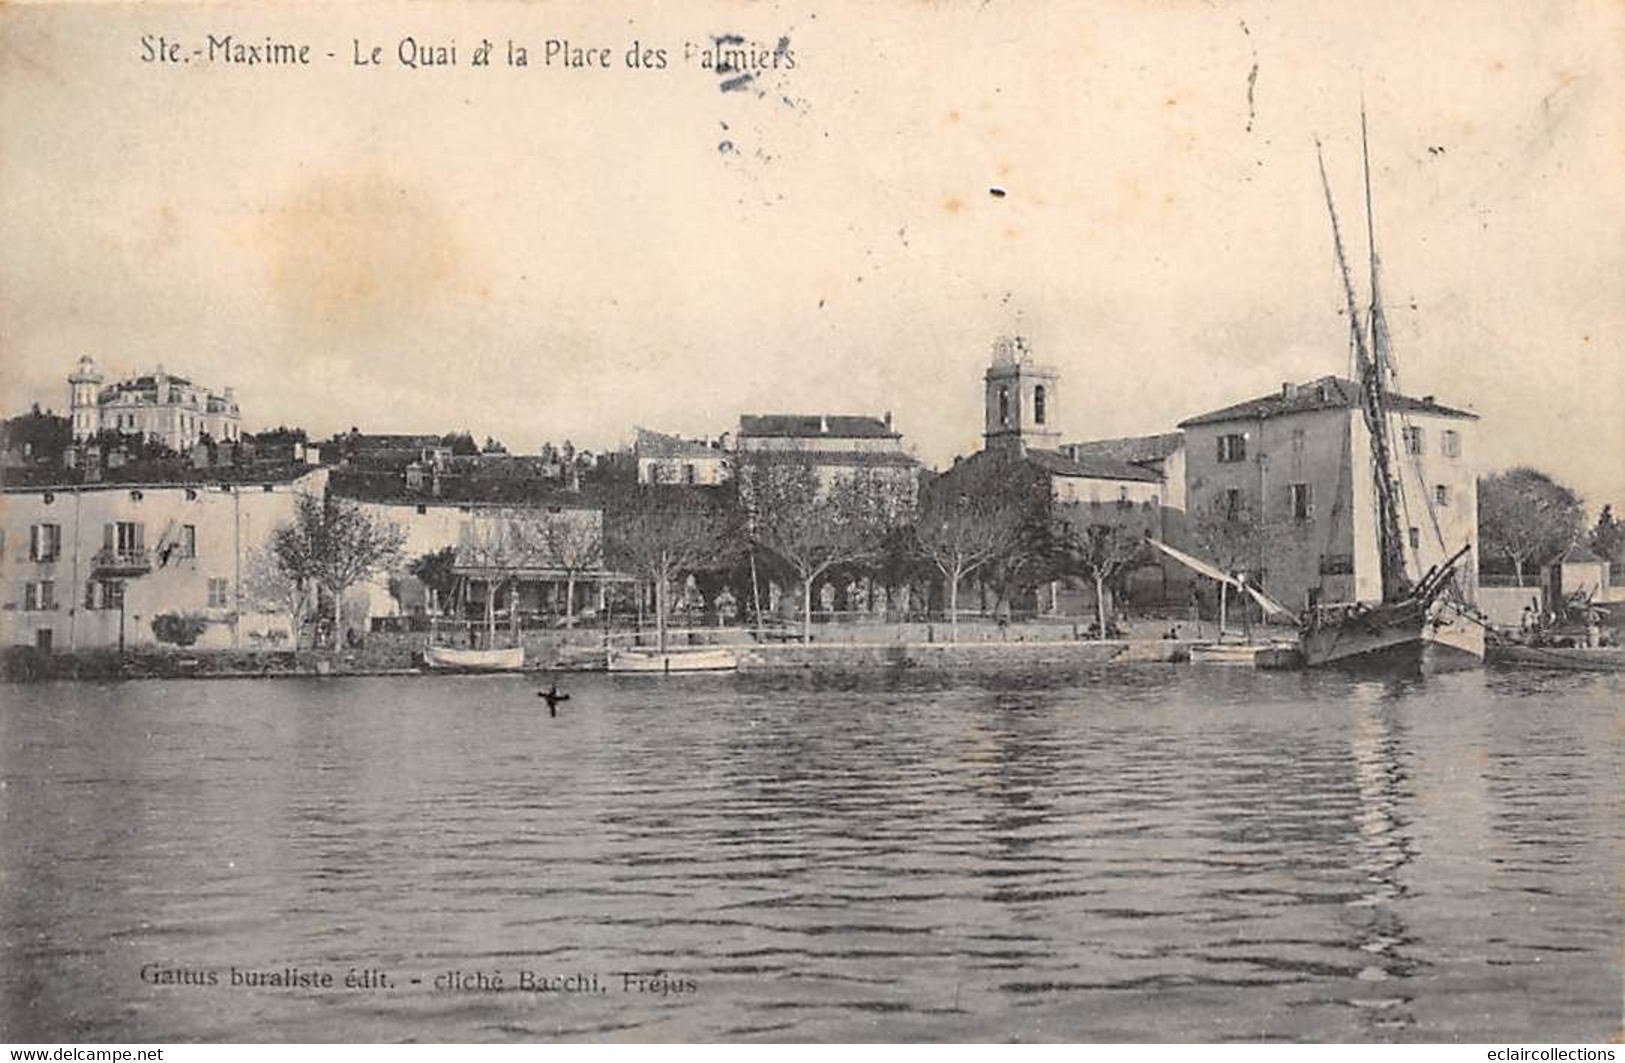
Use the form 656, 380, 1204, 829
244, 543, 315, 649
1479, 467, 1584, 586
1192, 493, 1275, 640
741, 456, 903, 643
409, 546, 459, 616
1064, 523, 1146, 640
459, 508, 532, 642
1589, 503, 1623, 568
270, 493, 406, 650
604, 485, 725, 652
512, 507, 604, 626
914, 452, 1035, 641
442, 431, 479, 456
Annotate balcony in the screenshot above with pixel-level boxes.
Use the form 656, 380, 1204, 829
93, 547, 152, 575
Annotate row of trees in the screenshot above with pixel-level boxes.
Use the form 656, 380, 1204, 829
254, 457, 1618, 654
249, 448, 1175, 653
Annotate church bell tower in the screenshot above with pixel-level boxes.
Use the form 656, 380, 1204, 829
983, 335, 1059, 454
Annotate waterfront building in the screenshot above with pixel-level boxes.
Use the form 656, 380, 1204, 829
735, 411, 920, 505
1, 467, 328, 652
68, 357, 241, 451
333, 471, 623, 636
1059, 431, 1192, 604
1179, 375, 1479, 611
634, 428, 732, 486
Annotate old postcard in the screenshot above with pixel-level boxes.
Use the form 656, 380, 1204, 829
1, 0, 1621, 1047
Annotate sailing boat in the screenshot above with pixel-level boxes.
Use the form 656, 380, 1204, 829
1298, 115, 1477, 667
1150, 113, 1480, 669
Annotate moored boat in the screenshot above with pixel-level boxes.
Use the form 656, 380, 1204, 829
607, 646, 738, 674
1486, 644, 1624, 673
422, 645, 526, 672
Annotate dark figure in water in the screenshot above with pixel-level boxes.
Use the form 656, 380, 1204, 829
537, 683, 571, 717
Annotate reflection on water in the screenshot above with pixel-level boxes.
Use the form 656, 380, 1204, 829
0, 667, 1619, 1042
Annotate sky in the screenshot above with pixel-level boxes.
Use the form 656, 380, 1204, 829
2, 0, 1622, 510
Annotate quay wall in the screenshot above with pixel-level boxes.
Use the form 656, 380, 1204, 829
4, 635, 1188, 681
736, 640, 1187, 670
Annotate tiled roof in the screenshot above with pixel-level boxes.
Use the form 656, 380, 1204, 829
1555, 543, 1605, 565
739, 414, 897, 439
635, 427, 726, 459
738, 450, 919, 469
347, 433, 446, 450
1179, 376, 1478, 427
1063, 431, 1184, 466
330, 470, 598, 507
1, 464, 316, 491
1023, 448, 1164, 483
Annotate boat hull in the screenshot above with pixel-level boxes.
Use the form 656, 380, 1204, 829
608, 647, 738, 674
1421, 610, 1486, 672
1486, 645, 1625, 672
1293, 617, 1423, 666
422, 645, 526, 672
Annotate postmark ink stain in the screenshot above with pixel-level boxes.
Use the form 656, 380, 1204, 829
718, 141, 735, 154
989, 186, 1007, 198
1240, 19, 1258, 133
720, 73, 755, 93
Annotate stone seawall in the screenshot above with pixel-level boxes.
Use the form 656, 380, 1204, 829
736, 640, 1188, 670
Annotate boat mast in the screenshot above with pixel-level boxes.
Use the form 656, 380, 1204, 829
1359, 110, 1411, 600
1316, 134, 1410, 603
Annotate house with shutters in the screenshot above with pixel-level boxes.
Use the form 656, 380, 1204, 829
1178, 375, 1479, 612
0, 467, 328, 652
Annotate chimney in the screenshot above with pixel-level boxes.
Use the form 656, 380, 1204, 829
883, 410, 893, 431
1422, 394, 1435, 405
819, 415, 829, 434
1282, 381, 1300, 400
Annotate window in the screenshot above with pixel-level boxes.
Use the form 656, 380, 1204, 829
207, 578, 231, 609
29, 523, 62, 562
1217, 434, 1247, 463
25, 580, 56, 611
1442, 430, 1461, 458
84, 579, 124, 611
997, 386, 1011, 428
1223, 488, 1242, 519
683, 463, 697, 485
1117, 485, 1130, 509
1290, 482, 1314, 522
1034, 385, 1047, 426
109, 521, 144, 555
1434, 484, 1451, 507
178, 524, 197, 559
1290, 429, 1306, 453
1409, 527, 1421, 550
1403, 426, 1425, 456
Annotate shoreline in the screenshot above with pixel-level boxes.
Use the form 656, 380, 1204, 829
3, 637, 1202, 683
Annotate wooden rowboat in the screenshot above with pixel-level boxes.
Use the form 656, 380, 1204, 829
422, 645, 526, 672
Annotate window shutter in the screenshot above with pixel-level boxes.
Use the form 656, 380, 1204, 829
134, 523, 145, 549
104, 523, 115, 551
31, 525, 40, 560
